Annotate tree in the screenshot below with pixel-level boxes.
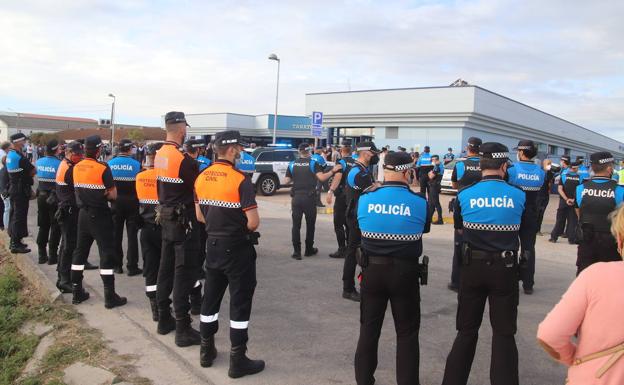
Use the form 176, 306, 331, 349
126, 129, 145, 142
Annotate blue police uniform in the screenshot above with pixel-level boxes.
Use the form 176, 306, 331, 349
575, 161, 624, 273
506, 161, 545, 292
7, 146, 35, 249
443, 152, 455, 164
416, 151, 433, 195
550, 169, 584, 243
331, 155, 356, 257
354, 180, 430, 385
197, 155, 212, 171
311, 153, 327, 206
442, 145, 526, 385
235, 152, 255, 174
578, 164, 590, 180
35, 155, 62, 262
107, 154, 142, 273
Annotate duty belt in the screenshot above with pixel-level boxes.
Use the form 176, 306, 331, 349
470, 250, 517, 260
368, 256, 419, 265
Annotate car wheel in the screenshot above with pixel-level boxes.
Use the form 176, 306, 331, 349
258, 174, 278, 196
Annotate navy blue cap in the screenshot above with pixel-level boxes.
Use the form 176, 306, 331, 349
383, 151, 414, 171
10, 132, 27, 143
164, 111, 189, 126
85, 135, 103, 150
213, 130, 248, 147
590, 151, 614, 165
479, 142, 509, 160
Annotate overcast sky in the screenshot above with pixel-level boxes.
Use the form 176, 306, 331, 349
1, 0, 622, 140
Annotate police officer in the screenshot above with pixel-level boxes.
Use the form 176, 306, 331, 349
134, 142, 163, 321
536, 159, 555, 235
549, 160, 583, 244
6, 133, 35, 254
506, 140, 545, 295
443, 147, 455, 165
575, 151, 624, 274
428, 154, 444, 225
35, 139, 62, 264
108, 139, 142, 276
326, 140, 356, 259
343, 141, 381, 302
576, 156, 591, 180
549, 155, 571, 240
236, 149, 256, 175
442, 142, 526, 385
196, 141, 213, 171
154, 111, 201, 347
312, 146, 328, 207
354, 151, 430, 385
70, 135, 127, 309
447, 136, 482, 292
194, 130, 264, 378
185, 139, 211, 171
284, 143, 339, 260
416, 145, 433, 195
55, 141, 84, 293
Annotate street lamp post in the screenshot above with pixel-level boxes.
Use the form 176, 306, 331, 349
108, 93, 116, 145
268, 53, 280, 145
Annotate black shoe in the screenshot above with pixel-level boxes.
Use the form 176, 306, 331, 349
11, 244, 31, 254
72, 284, 90, 304
157, 309, 176, 335
447, 283, 459, 292
190, 284, 202, 316
104, 288, 127, 309
561, 234, 568, 239
47, 254, 58, 265
304, 247, 318, 257
175, 318, 201, 347
126, 267, 142, 276
548, 238, 557, 243
342, 290, 361, 302
56, 279, 73, 294
200, 335, 217, 368
433, 220, 444, 225
291, 252, 302, 260
84, 261, 99, 270
148, 297, 159, 322
228, 344, 265, 379
329, 248, 345, 259
524, 288, 534, 295
114, 266, 124, 274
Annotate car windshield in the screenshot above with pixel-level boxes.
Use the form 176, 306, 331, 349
444, 159, 458, 170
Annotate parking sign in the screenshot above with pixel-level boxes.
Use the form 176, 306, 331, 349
311, 111, 323, 138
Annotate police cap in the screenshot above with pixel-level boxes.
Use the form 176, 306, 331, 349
164, 111, 190, 126
213, 130, 248, 147
298, 143, 311, 151
10, 132, 27, 144
119, 139, 134, 151
384, 151, 414, 172
570, 161, 582, 167
356, 141, 380, 153
145, 142, 163, 155
479, 142, 509, 160
66, 141, 84, 154
590, 151, 614, 165
513, 140, 536, 151
467, 137, 482, 149
184, 138, 206, 149
560, 155, 571, 163
84, 135, 103, 150
46, 139, 60, 152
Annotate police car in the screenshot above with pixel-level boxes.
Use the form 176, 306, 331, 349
251, 147, 298, 196
441, 159, 458, 193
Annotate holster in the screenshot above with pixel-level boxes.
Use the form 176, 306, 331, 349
245, 232, 261, 245
356, 248, 368, 268
54, 207, 65, 224
461, 243, 472, 266
45, 190, 58, 206
158, 205, 188, 241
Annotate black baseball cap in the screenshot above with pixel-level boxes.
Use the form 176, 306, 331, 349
164, 111, 190, 126
479, 142, 509, 160
213, 130, 248, 147
85, 135, 103, 150
146, 142, 163, 155
10, 133, 27, 143
66, 141, 84, 154
467, 137, 482, 149
184, 139, 205, 150
570, 161, 582, 167
46, 139, 60, 152
119, 139, 134, 151
383, 151, 414, 171
298, 143, 311, 151
513, 140, 536, 151
560, 155, 571, 163
590, 151, 614, 165
356, 141, 380, 153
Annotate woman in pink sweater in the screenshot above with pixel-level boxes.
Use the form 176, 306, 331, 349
537, 206, 624, 384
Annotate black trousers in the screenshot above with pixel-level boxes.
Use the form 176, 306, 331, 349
343, 213, 361, 292
518, 206, 538, 290
140, 223, 162, 298
355, 262, 421, 385
291, 192, 317, 249
550, 199, 577, 243
333, 192, 348, 249
156, 218, 200, 319
535, 194, 550, 233
576, 232, 621, 275
442, 259, 519, 385
71, 207, 117, 287
9, 194, 29, 243
57, 206, 78, 279
418, 173, 430, 196
36, 191, 61, 256
450, 230, 462, 287
112, 196, 140, 269
200, 238, 257, 347
0, 196, 4, 229
428, 181, 442, 221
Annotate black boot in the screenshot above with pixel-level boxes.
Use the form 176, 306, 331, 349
126, 267, 142, 276
329, 247, 345, 258
342, 289, 361, 302
37, 245, 48, 263
72, 283, 90, 304
291, 243, 302, 260
84, 261, 99, 270
104, 286, 127, 309
228, 344, 265, 379
304, 242, 318, 257
48, 246, 58, 265
157, 309, 176, 335
200, 335, 217, 367
190, 284, 202, 316
175, 317, 201, 347
10, 242, 30, 254
148, 297, 159, 322
56, 272, 73, 294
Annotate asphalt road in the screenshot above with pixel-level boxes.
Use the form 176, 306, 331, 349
23, 189, 574, 385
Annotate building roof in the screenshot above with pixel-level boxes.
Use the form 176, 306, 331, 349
56, 127, 165, 142
0, 112, 99, 131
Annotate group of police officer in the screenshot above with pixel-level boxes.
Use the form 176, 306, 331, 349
7, 112, 623, 383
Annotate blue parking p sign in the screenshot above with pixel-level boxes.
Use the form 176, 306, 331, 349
312, 111, 323, 126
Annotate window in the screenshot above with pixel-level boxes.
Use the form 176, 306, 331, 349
563, 148, 571, 156
385, 127, 399, 139
256, 152, 275, 162
537, 143, 547, 153
548, 145, 558, 155
256, 150, 296, 162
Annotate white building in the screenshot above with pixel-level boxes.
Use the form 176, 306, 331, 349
305, 85, 624, 161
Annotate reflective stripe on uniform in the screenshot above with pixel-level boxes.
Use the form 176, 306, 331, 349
139, 199, 159, 205
463, 222, 520, 231
100, 269, 114, 275
113, 176, 136, 181
38, 177, 56, 182
74, 183, 105, 189
230, 320, 249, 329
145, 285, 157, 292
361, 231, 423, 241
200, 313, 219, 323
157, 175, 184, 183
71, 264, 85, 271
198, 199, 242, 208
7, 168, 23, 173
